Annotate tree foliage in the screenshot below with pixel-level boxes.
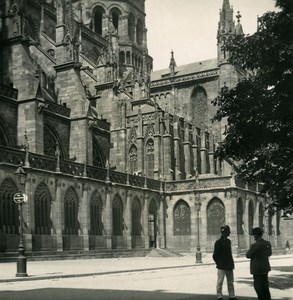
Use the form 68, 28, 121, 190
212, 1, 293, 214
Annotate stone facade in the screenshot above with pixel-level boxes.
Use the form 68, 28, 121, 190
0, 0, 290, 256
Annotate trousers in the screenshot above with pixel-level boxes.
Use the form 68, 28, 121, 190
216, 269, 235, 298
253, 274, 271, 300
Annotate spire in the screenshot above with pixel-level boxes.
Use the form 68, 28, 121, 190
218, 0, 234, 36
169, 50, 176, 77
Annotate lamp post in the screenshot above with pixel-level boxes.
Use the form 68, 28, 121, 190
14, 164, 28, 277
195, 194, 202, 263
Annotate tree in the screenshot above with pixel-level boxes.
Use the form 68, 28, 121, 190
212, 1, 293, 214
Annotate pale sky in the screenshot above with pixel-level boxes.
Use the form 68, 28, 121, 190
145, 0, 278, 71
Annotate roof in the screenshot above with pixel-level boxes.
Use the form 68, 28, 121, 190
151, 58, 218, 82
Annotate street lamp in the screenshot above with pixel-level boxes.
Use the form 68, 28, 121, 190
14, 163, 28, 277
195, 194, 202, 263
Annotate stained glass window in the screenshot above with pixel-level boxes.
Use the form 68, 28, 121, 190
207, 198, 225, 235
34, 182, 51, 235
64, 187, 79, 235
0, 179, 18, 234
174, 200, 191, 235
90, 190, 103, 235
113, 195, 123, 236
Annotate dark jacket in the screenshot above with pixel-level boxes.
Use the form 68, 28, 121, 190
246, 238, 272, 275
213, 236, 234, 270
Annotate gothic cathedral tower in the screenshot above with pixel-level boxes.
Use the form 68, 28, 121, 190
217, 0, 243, 89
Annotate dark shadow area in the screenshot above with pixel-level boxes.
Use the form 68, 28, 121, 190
237, 269, 293, 291
0, 288, 260, 300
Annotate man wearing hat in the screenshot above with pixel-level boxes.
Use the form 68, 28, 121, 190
246, 227, 272, 300
213, 225, 237, 300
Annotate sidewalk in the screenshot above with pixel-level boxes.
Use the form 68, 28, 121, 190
0, 254, 292, 283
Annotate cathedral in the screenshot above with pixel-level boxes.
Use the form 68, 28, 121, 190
0, 0, 291, 258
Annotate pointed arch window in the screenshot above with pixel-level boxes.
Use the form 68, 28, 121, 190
207, 198, 225, 235
132, 198, 141, 236
190, 86, 207, 128
129, 145, 138, 174
237, 198, 244, 234
44, 124, 64, 158
112, 195, 123, 236
174, 200, 191, 235
90, 190, 103, 235
145, 139, 154, 178
0, 179, 19, 234
93, 138, 105, 168
34, 182, 52, 235
64, 187, 79, 235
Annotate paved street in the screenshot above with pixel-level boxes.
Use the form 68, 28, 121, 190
0, 255, 292, 300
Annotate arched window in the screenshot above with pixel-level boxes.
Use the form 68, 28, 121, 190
64, 187, 79, 235
237, 198, 244, 234
0, 179, 18, 234
190, 86, 207, 128
128, 13, 135, 41
259, 202, 264, 230
111, 8, 121, 33
112, 195, 123, 236
173, 200, 191, 235
93, 6, 105, 35
207, 198, 225, 235
145, 139, 154, 178
129, 145, 138, 174
248, 201, 254, 232
90, 190, 103, 235
132, 197, 141, 236
34, 182, 51, 235
126, 51, 131, 64
93, 138, 105, 168
136, 19, 143, 45
44, 124, 64, 158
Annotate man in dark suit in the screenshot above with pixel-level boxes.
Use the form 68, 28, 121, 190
213, 225, 237, 300
246, 227, 272, 300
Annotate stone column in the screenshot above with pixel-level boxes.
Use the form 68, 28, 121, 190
200, 131, 207, 174
103, 184, 112, 249
157, 195, 165, 248
80, 181, 89, 251
173, 118, 180, 179
54, 177, 63, 251
124, 189, 132, 249
184, 122, 191, 178
143, 193, 149, 249
22, 171, 32, 252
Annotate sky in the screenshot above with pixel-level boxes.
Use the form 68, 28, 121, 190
145, 0, 278, 71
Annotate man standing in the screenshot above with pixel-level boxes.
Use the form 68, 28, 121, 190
246, 227, 272, 300
213, 225, 237, 300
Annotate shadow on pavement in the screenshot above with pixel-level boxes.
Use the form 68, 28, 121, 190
237, 265, 293, 291
0, 288, 260, 300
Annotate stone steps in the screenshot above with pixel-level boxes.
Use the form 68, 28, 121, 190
0, 249, 149, 262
